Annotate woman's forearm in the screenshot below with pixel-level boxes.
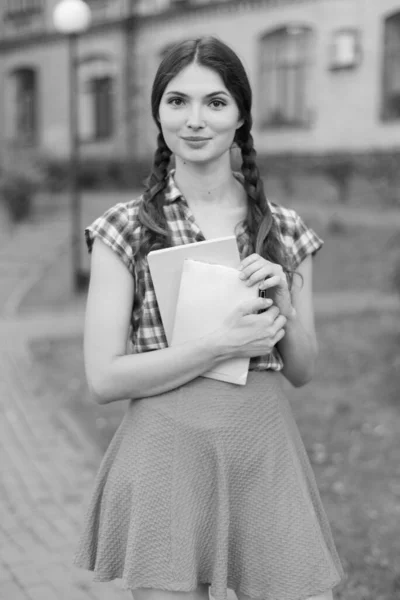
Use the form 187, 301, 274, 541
277, 311, 318, 387
88, 335, 226, 405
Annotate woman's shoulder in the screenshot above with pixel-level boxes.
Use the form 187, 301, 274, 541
267, 199, 302, 237
267, 199, 324, 268
88, 193, 144, 237
84, 193, 145, 274
95, 193, 143, 226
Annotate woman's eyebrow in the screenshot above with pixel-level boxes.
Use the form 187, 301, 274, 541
165, 91, 230, 99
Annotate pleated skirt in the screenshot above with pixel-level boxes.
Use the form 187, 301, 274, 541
73, 371, 344, 600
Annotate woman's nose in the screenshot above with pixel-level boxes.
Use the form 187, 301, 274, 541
186, 106, 205, 129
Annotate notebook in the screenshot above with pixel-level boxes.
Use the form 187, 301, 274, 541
148, 236, 241, 345
171, 259, 258, 385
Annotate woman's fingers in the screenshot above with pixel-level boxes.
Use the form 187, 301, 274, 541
271, 314, 287, 334
259, 274, 282, 290
272, 327, 286, 345
240, 263, 271, 286
240, 297, 273, 316
240, 262, 285, 289
263, 305, 281, 323
239, 253, 264, 270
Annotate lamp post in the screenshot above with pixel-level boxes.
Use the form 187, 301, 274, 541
53, 0, 91, 292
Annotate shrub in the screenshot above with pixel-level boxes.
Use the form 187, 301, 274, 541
38, 157, 154, 192
326, 214, 347, 235
257, 152, 298, 197
42, 160, 69, 192
322, 158, 354, 204
393, 258, 400, 297
358, 152, 400, 207
0, 171, 38, 223
390, 232, 400, 297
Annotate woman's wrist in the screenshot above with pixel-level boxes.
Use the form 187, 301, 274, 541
285, 305, 297, 323
205, 329, 234, 363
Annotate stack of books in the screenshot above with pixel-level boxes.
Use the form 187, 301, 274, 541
148, 237, 258, 385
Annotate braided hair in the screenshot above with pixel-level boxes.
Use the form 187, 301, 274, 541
235, 123, 294, 286
136, 36, 293, 284
137, 132, 172, 259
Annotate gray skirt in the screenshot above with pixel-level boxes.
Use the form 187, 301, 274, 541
73, 371, 344, 600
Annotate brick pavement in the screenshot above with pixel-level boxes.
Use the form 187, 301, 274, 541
0, 332, 130, 599
0, 212, 71, 317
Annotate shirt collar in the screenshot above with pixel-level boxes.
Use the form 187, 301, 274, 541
164, 168, 246, 204
164, 169, 184, 204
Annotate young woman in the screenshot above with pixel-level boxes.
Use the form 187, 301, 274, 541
74, 37, 344, 600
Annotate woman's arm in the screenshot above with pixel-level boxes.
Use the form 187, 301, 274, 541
84, 238, 280, 404
84, 238, 222, 404
277, 255, 318, 387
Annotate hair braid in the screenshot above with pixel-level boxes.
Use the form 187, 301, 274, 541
137, 132, 172, 260
236, 126, 293, 286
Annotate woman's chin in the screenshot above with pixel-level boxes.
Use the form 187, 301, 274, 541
176, 148, 230, 166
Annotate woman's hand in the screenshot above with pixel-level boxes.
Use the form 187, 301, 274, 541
211, 297, 287, 360
239, 254, 295, 319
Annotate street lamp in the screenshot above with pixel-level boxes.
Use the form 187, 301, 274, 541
53, 0, 91, 292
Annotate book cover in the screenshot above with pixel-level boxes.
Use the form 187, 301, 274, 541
171, 259, 258, 385
148, 236, 241, 344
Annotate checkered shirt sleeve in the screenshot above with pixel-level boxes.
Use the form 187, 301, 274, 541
291, 212, 324, 270
270, 202, 324, 270
85, 201, 139, 276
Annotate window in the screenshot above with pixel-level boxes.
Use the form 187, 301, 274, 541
85, 0, 110, 11
135, 0, 170, 15
258, 25, 314, 128
91, 76, 114, 139
329, 29, 361, 70
7, 68, 38, 144
382, 12, 400, 121
4, 0, 42, 20
170, 0, 191, 7
79, 57, 114, 141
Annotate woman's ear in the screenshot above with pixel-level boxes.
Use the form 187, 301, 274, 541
236, 116, 244, 130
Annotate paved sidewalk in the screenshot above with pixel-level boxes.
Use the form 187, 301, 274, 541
0, 212, 71, 317
0, 199, 127, 598
0, 330, 130, 599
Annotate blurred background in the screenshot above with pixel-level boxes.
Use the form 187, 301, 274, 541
0, 1, 400, 599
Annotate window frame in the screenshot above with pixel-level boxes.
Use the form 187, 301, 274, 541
257, 24, 314, 130
8, 66, 39, 146
78, 56, 115, 143
4, 0, 43, 21
381, 11, 400, 122
90, 75, 114, 140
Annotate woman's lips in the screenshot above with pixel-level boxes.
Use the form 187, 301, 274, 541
181, 137, 211, 148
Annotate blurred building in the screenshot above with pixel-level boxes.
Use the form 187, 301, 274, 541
1, 0, 400, 168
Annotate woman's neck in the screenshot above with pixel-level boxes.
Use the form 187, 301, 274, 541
173, 157, 245, 208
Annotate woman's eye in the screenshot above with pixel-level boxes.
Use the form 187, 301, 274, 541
168, 97, 185, 107
210, 100, 226, 109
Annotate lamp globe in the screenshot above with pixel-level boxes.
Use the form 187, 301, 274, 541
53, 0, 91, 34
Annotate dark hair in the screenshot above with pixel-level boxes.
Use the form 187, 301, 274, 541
137, 36, 293, 284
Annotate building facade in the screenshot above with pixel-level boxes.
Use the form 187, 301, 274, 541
1, 0, 400, 169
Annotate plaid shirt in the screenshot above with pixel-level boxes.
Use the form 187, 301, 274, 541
85, 170, 323, 372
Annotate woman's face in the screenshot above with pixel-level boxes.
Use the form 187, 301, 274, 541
158, 63, 243, 165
